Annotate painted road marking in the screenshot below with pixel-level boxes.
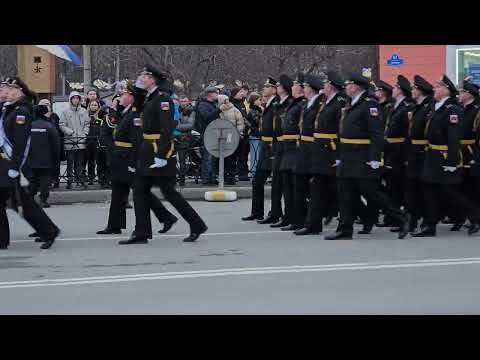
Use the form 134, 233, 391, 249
1, 257, 480, 289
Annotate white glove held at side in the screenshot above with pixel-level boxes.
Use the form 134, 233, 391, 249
368, 161, 381, 170
149, 158, 168, 169
8, 169, 19, 178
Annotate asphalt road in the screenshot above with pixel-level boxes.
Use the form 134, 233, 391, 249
1, 199, 480, 315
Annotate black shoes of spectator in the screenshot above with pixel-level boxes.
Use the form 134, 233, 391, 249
451, 222, 465, 232
0, 244, 8, 250
66, 184, 72, 190
158, 217, 178, 234
225, 179, 236, 186
178, 180, 186, 187
468, 223, 480, 235
358, 224, 373, 234
97, 228, 122, 235
238, 176, 250, 182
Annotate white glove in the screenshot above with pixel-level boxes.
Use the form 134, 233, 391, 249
443, 166, 457, 173
127, 166, 136, 173
368, 161, 381, 170
333, 160, 341, 167
149, 157, 168, 169
8, 169, 19, 178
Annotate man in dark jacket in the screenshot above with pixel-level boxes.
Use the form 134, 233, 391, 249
27, 104, 60, 208
195, 87, 222, 185
176, 96, 194, 186
230, 86, 250, 181
325, 73, 410, 241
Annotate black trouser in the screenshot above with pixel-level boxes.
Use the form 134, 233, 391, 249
351, 194, 378, 227
29, 168, 52, 202
251, 169, 270, 218
85, 142, 97, 182
306, 174, 337, 231
383, 169, 405, 225
225, 147, 240, 182
108, 181, 177, 236
293, 173, 311, 227
237, 135, 250, 179
404, 177, 425, 221
96, 147, 109, 185
282, 170, 295, 224
133, 176, 206, 237
337, 178, 407, 236
423, 182, 480, 227
269, 169, 284, 219
0, 186, 59, 247
66, 149, 85, 185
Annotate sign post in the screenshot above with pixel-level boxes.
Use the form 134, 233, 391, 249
203, 119, 240, 202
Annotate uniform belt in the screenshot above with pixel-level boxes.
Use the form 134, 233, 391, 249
114, 141, 133, 148
300, 135, 315, 142
340, 138, 371, 145
314, 133, 338, 140
0, 152, 7, 160
411, 139, 428, 145
385, 137, 406, 144
279, 134, 300, 141
261, 136, 273, 142
143, 134, 161, 140
429, 144, 448, 151
461, 139, 476, 145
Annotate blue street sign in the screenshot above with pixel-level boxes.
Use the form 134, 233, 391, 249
387, 54, 404, 67
468, 64, 480, 86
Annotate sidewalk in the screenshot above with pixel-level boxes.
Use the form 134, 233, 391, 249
48, 180, 271, 205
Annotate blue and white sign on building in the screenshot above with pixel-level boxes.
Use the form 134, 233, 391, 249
468, 64, 480, 86
387, 54, 404, 67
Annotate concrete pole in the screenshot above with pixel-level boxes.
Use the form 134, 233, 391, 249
115, 46, 120, 82
83, 45, 92, 92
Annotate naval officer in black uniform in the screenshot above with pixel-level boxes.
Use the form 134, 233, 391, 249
325, 73, 410, 240
97, 81, 178, 236
0, 77, 60, 250
122, 65, 207, 245
413, 75, 480, 237
296, 71, 346, 235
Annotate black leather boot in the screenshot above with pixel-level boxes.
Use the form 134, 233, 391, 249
294, 227, 321, 236
119, 235, 149, 245
281, 224, 302, 231
97, 228, 122, 235
270, 218, 289, 228
412, 226, 436, 237
158, 217, 178, 234
324, 232, 353, 240
183, 224, 208, 242
358, 224, 373, 234
257, 216, 279, 225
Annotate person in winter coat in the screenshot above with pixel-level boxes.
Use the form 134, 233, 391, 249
27, 104, 60, 208
175, 96, 195, 186
59, 91, 90, 189
84, 100, 103, 185
217, 94, 245, 185
246, 92, 263, 177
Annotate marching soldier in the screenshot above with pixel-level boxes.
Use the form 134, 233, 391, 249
279, 73, 306, 231
357, 80, 395, 234
413, 75, 480, 237
0, 77, 60, 250
269, 75, 294, 228
325, 73, 410, 240
292, 75, 325, 235
469, 83, 480, 212
97, 81, 178, 236
404, 75, 434, 233
384, 75, 413, 232
449, 78, 480, 231
123, 65, 207, 245
242, 77, 278, 222
295, 71, 345, 235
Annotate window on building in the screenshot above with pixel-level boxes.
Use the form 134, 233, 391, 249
457, 48, 480, 86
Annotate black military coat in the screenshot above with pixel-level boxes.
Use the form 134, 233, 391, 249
459, 100, 480, 170
293, 94, 324, 174
26, 116, 60, 170
256, 96, 279, 172
110, 105, 143, 184
279, 97, 305, 171
337, 91, 384, 179
384, 98, 412, 173
421, 97, 463, 184
0, 99, 33, 188
406, 96, 433, 179
310, 93, 346, 175
470, 108, 480, 177
136, 88, 176, 177
272, 96, 293, 171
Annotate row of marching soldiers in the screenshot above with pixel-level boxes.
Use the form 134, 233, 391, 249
242, 71, 480, 239
0, 65, 208, 251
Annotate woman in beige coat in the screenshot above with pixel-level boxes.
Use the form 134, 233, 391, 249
217, 94, 245, 185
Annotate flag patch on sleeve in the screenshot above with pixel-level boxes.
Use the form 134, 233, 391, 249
450, 114, 459, 124
133, 118, 142, 127
161, 102, 170, 111
369, 107, 379, 117
16, 115, 26, 124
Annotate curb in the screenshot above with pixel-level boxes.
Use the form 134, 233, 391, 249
48, 186, 272, 205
